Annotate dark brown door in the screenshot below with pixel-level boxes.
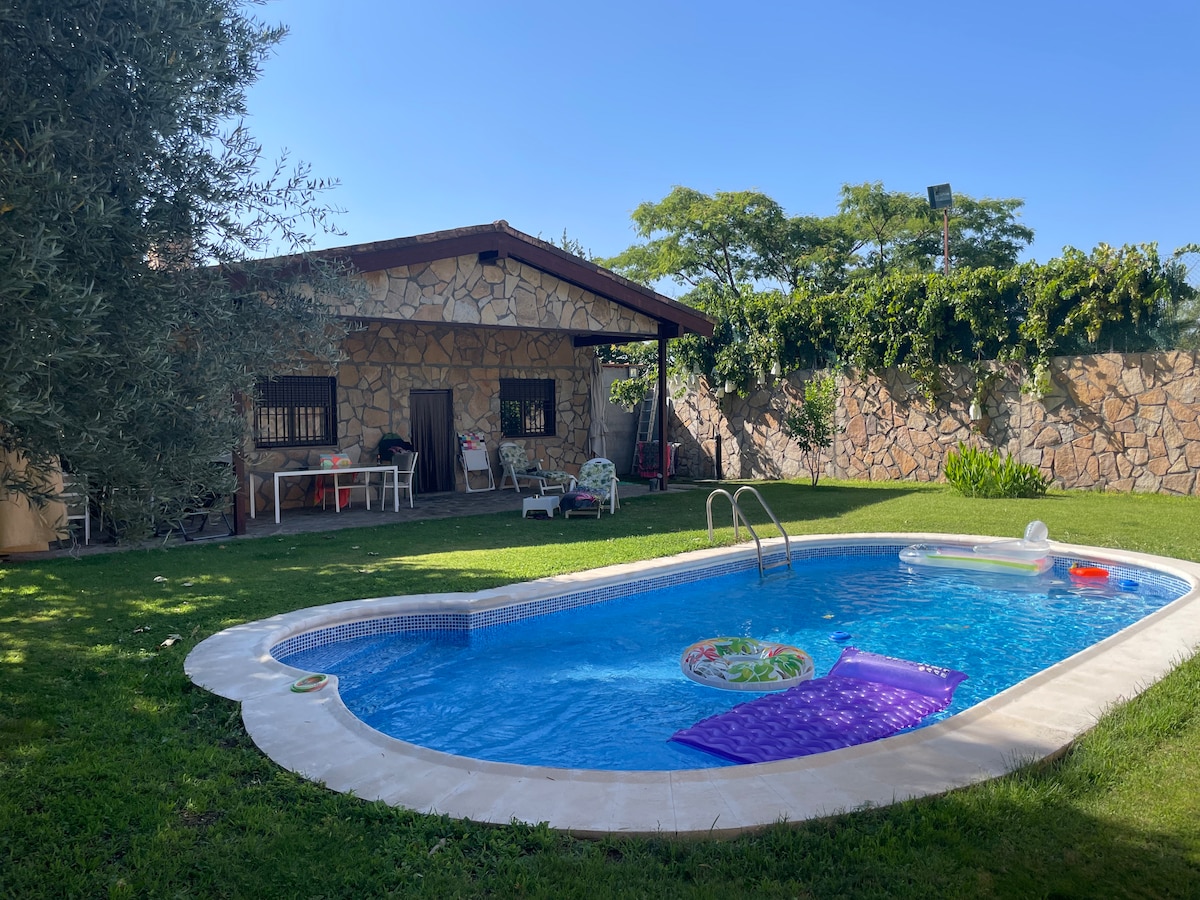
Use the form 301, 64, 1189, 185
409, 390, 456, 492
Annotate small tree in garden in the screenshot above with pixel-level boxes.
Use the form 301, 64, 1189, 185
781, 374, 839, 486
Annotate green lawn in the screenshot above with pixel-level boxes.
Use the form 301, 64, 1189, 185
2, 480, 1198, 898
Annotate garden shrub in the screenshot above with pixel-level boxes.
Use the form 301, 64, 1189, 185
782, 373, 839, 486
943, 442, 1050, 498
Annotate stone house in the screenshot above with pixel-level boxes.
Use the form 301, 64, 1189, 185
241, 221, 712, 527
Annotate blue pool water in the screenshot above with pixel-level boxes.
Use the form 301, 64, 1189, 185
279, 552, 1184, 771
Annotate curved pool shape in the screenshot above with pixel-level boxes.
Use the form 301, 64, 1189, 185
186, 533, 1200, 837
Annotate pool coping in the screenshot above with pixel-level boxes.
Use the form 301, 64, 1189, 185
184, 532, 1200, 838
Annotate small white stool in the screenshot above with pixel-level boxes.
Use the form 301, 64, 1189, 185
522, 495, 560, 518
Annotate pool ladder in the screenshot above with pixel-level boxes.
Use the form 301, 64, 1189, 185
706, 486, 792, 576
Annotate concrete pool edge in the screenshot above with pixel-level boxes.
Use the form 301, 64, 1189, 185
184, 532, 1200, 837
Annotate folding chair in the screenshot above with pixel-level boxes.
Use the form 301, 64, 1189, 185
460, 435, 496, 492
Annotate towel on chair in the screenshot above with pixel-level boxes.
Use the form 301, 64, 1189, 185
313, 475, 352, 510
559, 491, 599, 513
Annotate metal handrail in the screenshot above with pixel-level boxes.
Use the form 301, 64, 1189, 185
706, 487, 792, 575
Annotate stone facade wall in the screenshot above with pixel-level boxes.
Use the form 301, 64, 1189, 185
248, 321, 594, 512
670, 351, 1200, 496
337, 254, 661, 336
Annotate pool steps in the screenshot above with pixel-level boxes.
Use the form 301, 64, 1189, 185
706, 486, 792, 575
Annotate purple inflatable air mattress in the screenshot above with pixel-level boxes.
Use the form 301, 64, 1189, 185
669, 647, 967, 765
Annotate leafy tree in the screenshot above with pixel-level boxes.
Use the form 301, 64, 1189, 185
601, 189, 785, 403
603, 187, 841, 400
836, 182, 933, 277
1, 0, 356, 537
837, 182, 1034, 275
781, 373, 839, 486
603, 183, 1036, 403
940, 195, 1035, 270
603, 186, 790, 294
544, 228, 594, 261
602, 185, 850, 296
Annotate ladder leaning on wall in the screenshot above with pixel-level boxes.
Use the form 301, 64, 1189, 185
635, 382, 658, 445
633, 382, 660, 478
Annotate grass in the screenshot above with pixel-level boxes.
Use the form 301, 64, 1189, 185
1, 479, 1198, 898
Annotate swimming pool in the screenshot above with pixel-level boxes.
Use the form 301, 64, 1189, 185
275, 550, 1186, 770
186, 533, 1200, 836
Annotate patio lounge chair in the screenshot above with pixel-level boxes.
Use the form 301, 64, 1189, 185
160, 480, 234, 542
497, 442, 572, 495
561, 457, 619, 518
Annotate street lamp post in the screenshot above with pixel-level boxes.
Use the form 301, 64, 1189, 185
926, 183, 952, 275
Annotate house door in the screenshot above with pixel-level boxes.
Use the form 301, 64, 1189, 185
410, 390, 456, 492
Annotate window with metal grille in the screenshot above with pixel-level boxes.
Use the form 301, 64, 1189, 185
253, 376, 338, 448
500, 378, 556, 437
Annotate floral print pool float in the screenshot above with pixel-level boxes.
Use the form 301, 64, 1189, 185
681, 637, 815, 691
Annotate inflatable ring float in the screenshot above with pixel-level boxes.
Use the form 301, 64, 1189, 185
681, 637, 815, 691
290, 673, 328, 693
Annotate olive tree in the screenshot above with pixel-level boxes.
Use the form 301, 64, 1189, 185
1, 1, 357, 536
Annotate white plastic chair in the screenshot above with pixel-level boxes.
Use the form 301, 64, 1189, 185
378, 450, 418, 509
61, 474, 90, 545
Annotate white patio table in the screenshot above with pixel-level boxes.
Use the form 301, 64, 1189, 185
269, 465, 399, 524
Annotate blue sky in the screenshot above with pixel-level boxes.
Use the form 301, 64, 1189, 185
245, 1, 1198, 282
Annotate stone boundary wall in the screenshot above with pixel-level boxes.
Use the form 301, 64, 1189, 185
669, 351, 1200, 496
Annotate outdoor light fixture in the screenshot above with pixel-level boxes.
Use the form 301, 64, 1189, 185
724, 379, 736, 395
770, 361, 782, 377
927, 183, 952, 275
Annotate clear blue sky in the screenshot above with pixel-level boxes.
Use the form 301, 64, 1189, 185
245, 1, 1198, 281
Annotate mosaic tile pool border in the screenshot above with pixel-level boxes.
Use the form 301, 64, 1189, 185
270, 544, 1190, 661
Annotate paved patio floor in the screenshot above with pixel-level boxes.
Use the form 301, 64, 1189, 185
22, 480, 688, 559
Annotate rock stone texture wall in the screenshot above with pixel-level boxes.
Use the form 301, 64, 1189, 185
670, 351, 1200, 496
249, 254, 611, 512
339, 254, 660, 336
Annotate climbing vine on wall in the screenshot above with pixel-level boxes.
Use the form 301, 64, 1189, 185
772, 243, 1194, 402
606, 243, 1194, 411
